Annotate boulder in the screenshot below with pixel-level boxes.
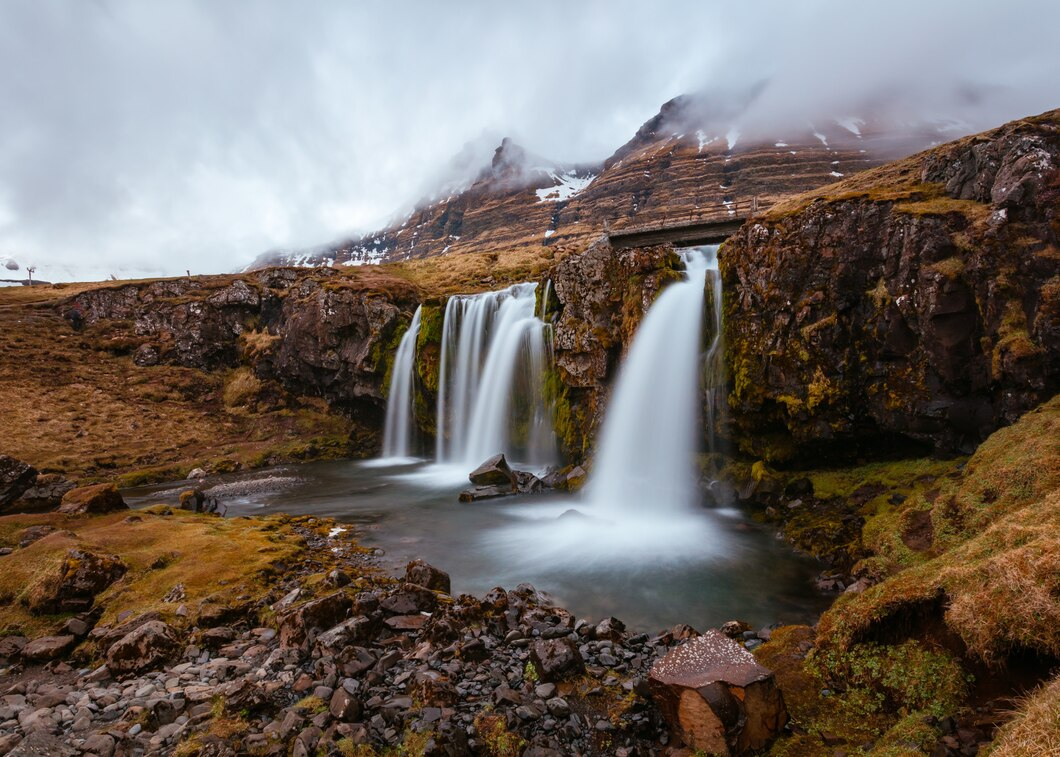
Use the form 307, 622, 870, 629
179, 488, 206, 512
105, 620, 181, 675
459, 484, 516, 503
58, 483, 128, 515
278, 592, 352, 648
405, 559, 451, 594
468, 454, 516, 487
18, 525, 57, 548
514, 470, 546, 494
20, 635, 77, 663
10, 474, 75, 513
648, 630, 788, 755
27, 549, 127, 614
0, 635, 28, 663
379, 584, 437, 615
329, 687, 362, 722
0, 455, 37, 509
315, 616, 375, 657
529, 638, 585, 682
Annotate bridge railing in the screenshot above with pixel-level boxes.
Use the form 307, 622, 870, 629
607, 196, 767, 237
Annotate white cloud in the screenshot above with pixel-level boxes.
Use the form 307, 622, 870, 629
0, 0, 1056, 280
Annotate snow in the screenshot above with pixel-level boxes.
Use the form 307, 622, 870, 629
535, 171, 595, 203
813, 130, 829, 147
544, 229, 555, 238
836, 117, 865, 137
696, 130, 716, 153
775, 141, 788, 147
725, 127, 741, 151
830, 171, 844, 178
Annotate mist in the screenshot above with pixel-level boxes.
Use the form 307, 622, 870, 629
0, 0, 1057, 281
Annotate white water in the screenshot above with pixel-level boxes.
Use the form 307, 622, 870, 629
587, 247, 714, 514
435, 283, 555, 469
380, 306, 422, 460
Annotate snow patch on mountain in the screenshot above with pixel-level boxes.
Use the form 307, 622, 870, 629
535, 171, 596, 203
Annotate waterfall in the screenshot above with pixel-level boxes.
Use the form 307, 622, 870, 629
380, 306, 422, 459
587, 246, 718, 514
436, 283, 555, 467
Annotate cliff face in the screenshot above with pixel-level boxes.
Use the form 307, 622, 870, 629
70, 268, 420, 422
722, 110, 1060, 461
252, 95, 955, 270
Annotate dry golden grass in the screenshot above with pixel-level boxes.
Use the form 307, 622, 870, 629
816, 396, 1060, 664
0, 508, 303, 637
989, 675, 1060, 756
384, 245, 567, 297
0, 292, 355, 483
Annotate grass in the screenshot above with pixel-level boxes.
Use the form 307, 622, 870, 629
385, 245, 563, 296
988, 676, 1060, 756
0, 289, 360, 483
0, 507, 304, 638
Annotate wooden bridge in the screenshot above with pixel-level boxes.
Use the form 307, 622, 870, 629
607, 197, 765, 249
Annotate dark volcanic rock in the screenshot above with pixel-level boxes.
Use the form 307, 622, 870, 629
723, 110, 1060, 459
28, 549, 127, 615
278, 591, 352, 648
468, 453, 516, 486
529, 638, 585, 682
0, 455, 37, 510
405, 559, 451, 593
458, 484, 517, 503
11, 473, 75, 513
21, 634, 78, 664
105, 620, 181, 675
649, 630, 788, 755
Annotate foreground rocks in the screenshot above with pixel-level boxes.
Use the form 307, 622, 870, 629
0, 455, 39, 512
459, 453, 548, 502
649, 630, 788, 755
57, 484, 128, 516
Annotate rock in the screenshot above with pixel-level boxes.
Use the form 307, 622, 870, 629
27, 549, 127, 614
384, 615, 428, 631
8, 732, 78, 756
329, 687, 362, 722
315, 616, 375, 656
380, 584, 437, 615
530, 638, 585, 682
186, 467, 208, 480
514, 470, 546, 494
57, 483, 128, 515
649, 629, 788, 755
719, 620, 752, 639
0, 455, 37, 510
18, 525, 57, 548
21, 635, 77, 663
325, 569, 351, 588
105, 620, 181, 675
0, 635, 28, 662
468, 454, 516, 487
458, 484, 517, 503
11, 474, 75, 513
405, 559, 451, 593
179, 488, 206, 512
278, 592, 352, 647
594, 617, 626, 641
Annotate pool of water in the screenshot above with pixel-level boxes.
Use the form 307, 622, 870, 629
124, 458, 831, 635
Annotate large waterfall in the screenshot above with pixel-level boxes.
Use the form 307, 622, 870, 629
588, 246, 719, 513
436, 283, 554, 467
380, 306, 422, 459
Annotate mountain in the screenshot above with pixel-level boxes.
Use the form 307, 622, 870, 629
248, 93, 969, 270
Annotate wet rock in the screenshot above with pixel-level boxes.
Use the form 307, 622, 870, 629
380, 584, 437, 615
719, 620, 752, 639
21, 635, 78, 663
179, 488, 206, 512
468, 454, 516, 487
649, 629, 788, 755
530, 638, 585, 682
27, 549, 127, 614
459, 484, 517, 503
0, 455, 37, 511
405, 559, 451, 593
514, 470, 546, 494
105, 620, 181, 675
57, 483, 128, 515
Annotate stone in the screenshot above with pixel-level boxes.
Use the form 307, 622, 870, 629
18, 525, 57, 548
0, 635, 28, 662
178, 489, 205, 512
648, 630, 788, 755
468, 454, 516, 487
380, 584, 437, 615
105, 620, 181, 675
530, 638, 585, 682
384, 614, 428, 631
278, 591, 353, 648
514, 469, 546, 494
133, 343, 159, 367
405, 559, 451, 593
186, 468, 208, 480
315, 616, 375, 656
594, 617, 626, 641
458, 484, 517, 502
21, 635, 78, 663
26, 549, 127, 614
0, 455, 37, 510
329, 687, 362, 722
57, 483, 128, 515
11, 474, 75, 513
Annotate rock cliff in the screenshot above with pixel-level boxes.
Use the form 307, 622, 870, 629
722, 109, 1060, 460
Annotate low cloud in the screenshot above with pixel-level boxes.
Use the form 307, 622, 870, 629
0, 0, 1056, 280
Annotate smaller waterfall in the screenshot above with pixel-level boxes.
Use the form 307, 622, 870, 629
436, 283, 555, 467
381, 306, 422, 459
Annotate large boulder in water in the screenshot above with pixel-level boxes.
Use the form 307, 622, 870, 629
468, 454, 516, 486
0, 455, 37, 510
649, 629, 787, 755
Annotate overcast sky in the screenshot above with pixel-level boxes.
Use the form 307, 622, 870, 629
1, 1, 1057, 281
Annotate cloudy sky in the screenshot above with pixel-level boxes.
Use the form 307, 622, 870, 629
1, 0, 1057, 281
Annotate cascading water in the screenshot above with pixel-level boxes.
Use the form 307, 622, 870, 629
587, 246, 715, 514
482, 246, 727, 567
436, 283, 555, 468
380, 306, 423, 459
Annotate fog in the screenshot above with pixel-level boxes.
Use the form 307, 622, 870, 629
0, 0, 1056, 281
